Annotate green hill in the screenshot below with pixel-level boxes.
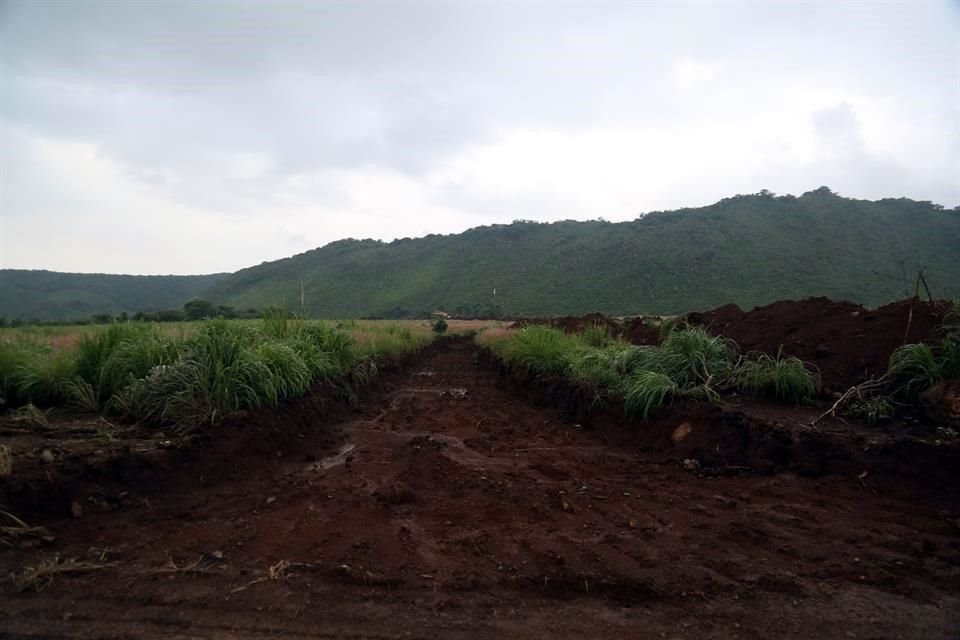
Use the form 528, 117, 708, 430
0, 270, 228, 321
4, 188, 958, 321
206, 188, 959, 317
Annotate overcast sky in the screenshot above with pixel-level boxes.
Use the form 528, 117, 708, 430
1, 1, 958, 275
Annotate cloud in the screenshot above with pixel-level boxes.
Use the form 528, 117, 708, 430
1, 1, 958, 274
671, 58, 722, 90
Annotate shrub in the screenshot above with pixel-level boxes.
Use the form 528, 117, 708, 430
432, 317, 448, 334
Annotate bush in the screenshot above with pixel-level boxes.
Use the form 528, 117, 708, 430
432, 318, 448, 334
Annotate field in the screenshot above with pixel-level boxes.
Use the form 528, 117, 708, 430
0, 302, 958, 639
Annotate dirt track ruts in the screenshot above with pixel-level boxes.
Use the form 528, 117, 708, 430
1, 338, 958, 639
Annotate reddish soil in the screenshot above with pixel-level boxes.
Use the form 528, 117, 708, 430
1, 338, 959, 639
685, 297, 951, 393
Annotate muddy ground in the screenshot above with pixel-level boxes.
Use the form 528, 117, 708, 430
1, 338, 959, 639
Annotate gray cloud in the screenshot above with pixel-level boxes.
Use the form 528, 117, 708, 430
1, 1, 958, 273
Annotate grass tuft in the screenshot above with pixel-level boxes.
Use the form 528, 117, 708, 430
735, 350, 820, 405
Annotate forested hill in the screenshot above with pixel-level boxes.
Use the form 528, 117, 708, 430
3, 188, 958, 321
207, 188, 959, 317
0, 270, 228, 321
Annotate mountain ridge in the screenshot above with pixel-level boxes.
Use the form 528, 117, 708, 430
3, 188, 958, 320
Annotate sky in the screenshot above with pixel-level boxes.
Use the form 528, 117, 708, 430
1, 1, 958, 275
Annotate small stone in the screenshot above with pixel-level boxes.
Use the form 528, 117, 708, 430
671, 422, 693, 445
41, 449, 55, 464
265, 496, 276, 505
70, 501, 83, 518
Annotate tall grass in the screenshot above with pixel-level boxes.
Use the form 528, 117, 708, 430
0, 337, 46, 407
622, 371, 678, 420
735, 350, 820, 405
3, 318, 430, 429
497, 326, 582, 377
486, 324, 818, 420
887, 343, 941, 403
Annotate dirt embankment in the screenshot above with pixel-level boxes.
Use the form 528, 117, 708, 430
509, 297, 951, 392
686, 297, 950, 392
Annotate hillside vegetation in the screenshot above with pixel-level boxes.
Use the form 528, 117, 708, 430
3, 188, 958, 321
207, 188, 959, 317
0, 271, 227, 321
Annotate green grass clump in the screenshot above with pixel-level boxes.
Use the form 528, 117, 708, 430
14, 348, 77, 407
844, 396, 894, 426
487, 324, 824, 421
656, 327, 735, 386
498, 326, 581, 377
735, 350, 820, 405
567, 345, 628, 389
622, 371, 678, 420
887, 343, 942, 403
580, 324, 614, 348
0, 338, 46, 407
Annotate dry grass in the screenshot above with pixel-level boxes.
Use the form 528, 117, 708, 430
474, 327, 514, 350
0, 445, 11, 478
147, 555, 219, 576
268, 559, 292, 581
12, 555, 114, 592
0, 510, 55, 549
230, 559, 317, 593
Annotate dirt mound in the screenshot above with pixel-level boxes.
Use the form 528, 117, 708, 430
623, 317, 663, 345
685, 297, 951, 392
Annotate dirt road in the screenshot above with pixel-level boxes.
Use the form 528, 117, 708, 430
2, 338, 958, 639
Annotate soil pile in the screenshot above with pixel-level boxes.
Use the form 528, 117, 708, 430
623, 317, 663, 345
686, 297, 951, 391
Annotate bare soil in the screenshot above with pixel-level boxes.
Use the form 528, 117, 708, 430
1, 338, 958, 639
686, 297, 951, 392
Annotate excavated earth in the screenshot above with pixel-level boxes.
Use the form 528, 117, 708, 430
1, 338, 959, 639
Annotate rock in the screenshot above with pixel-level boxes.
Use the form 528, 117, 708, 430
920, 380, 960, 427
681, 458, 701, 472
671, 422, 693, 445
70, 501, 83, 518
40, 449, 55, 464
265, 496, 276, 504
